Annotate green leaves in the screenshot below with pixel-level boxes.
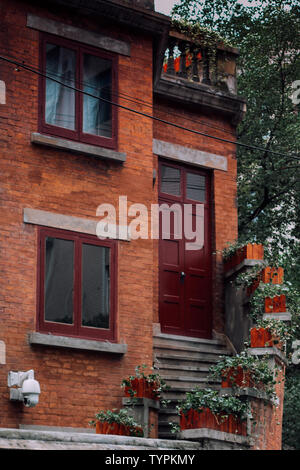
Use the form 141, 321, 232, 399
176, 387, 249, 419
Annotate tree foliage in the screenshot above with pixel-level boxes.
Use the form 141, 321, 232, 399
172, 0, 300, 449
172, 0, 300, 286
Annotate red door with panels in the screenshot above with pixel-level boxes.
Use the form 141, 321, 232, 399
158, 159, 212, 339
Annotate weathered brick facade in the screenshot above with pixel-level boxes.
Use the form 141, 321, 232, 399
0, 0, 243, 434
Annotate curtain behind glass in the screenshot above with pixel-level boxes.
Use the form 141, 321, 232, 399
44, 237, 74, 324
81, 244, 110, 329
83, 53, 112, 138
45, 43, 76, 130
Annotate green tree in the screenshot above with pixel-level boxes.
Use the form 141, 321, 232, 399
172, 0, 300, 449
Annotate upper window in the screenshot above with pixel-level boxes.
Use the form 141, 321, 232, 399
37, 227, 117, 341
39, 33, 117, 149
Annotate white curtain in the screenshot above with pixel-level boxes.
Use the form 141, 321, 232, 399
45, 44, 76, 130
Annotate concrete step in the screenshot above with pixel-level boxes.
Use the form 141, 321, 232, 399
162, 375, 221, 390
154, 351, 226, 367
154, 342, 230, 357
153, 332, 227, 349
153, 363, 211, 379
153, 332, 232, 440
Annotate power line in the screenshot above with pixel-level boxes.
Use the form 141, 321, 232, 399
0, 54, 299, 162
1, 52, 237, 136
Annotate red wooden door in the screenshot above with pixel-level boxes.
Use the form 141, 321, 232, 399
158, 160, 212, 339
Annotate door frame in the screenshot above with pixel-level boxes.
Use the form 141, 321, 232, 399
158, 158, 213, 338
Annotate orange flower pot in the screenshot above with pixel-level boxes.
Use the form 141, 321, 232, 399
221, 366, 254, 388
180, 407, 247, 436
96, 421, 143, 437
224, 244, 264, 272
124, 377, 159, 400
262, 267, 284, 284
264, 295, 286, 313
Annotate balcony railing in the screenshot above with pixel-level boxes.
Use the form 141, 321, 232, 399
162, 31, 238, 95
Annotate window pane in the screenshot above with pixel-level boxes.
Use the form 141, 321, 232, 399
82, 54, 112, 138
44, 237, 74, 324
81, 244, 110, 329
186, 172, 206, 202
45, 43, 76, 130
161, 165, 181, 196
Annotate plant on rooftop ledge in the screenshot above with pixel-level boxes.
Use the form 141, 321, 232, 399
171, 388, 249, 436
171, 18, 234, 50
89, 408, 143, 437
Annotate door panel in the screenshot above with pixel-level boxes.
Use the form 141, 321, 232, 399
159, 160, 212, 339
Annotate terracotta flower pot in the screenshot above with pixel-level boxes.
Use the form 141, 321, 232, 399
180, 407, 247, 436
124, 377, 159, 400
96, 421, 143, 437
224, 243, 264, 272
264, 295, 286, 313
262, 267, 284, 284
250, 327, 273, 347
221, 366, 254, 388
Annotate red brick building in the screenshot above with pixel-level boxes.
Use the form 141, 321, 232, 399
0, 0, 248, 437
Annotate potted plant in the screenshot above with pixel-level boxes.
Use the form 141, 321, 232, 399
265, 294, 286, 313
172, 388, 249, 436
208, 352, 276, 400
249, 283, 290, 322
121, 364, 169, 401
223, 240, 264, 272
250, 318, 292, 350
89, 408, 144, 437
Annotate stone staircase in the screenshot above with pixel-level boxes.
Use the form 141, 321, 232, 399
153, 331, 233, 439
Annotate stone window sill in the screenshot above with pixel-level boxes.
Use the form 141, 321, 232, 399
29, 332, 127, 355
31, 132, 126, 163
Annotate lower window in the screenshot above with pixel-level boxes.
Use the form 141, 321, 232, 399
37, 227, 117, 341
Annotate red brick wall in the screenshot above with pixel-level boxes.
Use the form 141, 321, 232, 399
153, 100, 238, 333
0, 0, 155, 429
250, 359, 285, 450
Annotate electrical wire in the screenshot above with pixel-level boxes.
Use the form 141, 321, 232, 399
0, 53, 299, 162
1, 52, 237, 136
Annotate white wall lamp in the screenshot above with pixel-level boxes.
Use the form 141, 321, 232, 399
8, 369, 41, 407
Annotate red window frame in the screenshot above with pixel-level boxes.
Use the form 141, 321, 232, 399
37, 227, 118, 342
38, 32, 118, 150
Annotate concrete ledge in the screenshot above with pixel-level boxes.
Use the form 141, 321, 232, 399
122, 397, 160, 410
263, 312, 291, 322
153, 139, 227, 172
247, 346, 288, 366
27, 14, 131, 56
29, 332, 127, 355
31, 132, 126, 163
23, 208, 130, 242
219, 387, 270, 402
0, 428, 200, 450
225, 259, 264, 279
180, 428, 252, 449
20, 424, 95, 434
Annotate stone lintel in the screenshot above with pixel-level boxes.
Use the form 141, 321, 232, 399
27, 14, 131, 56
23, 208, 130, 242
29, 332, 127, 355
153, 139, 227, 172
